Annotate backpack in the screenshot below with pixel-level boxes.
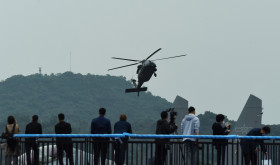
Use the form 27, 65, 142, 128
5, 124, 18, 152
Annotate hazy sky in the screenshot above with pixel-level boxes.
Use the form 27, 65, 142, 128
0, 0, 279, 124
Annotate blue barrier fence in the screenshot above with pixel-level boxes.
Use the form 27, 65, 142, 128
2, 133, 280, 165
14, 133, 280, 140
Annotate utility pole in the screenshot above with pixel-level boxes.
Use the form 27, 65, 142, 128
70, 52, 72, 72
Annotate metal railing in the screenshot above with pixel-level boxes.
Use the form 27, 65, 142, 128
0, 134, 278, 165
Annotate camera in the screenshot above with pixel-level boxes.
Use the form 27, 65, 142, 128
165, 108, 177, 125
225, 122, 231, 129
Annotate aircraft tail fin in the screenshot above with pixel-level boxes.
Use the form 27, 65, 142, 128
231, 94, 263, 135
172, 96, 188, 134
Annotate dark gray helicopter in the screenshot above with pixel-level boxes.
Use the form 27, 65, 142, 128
108, 48, 186, 96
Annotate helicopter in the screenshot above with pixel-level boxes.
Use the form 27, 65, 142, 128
108, 48, 186, 96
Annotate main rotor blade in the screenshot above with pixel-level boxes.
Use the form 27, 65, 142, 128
146, 48, 162, 60
112, 57, 140, 62
108, 62, 139, 71
151, 54, 187, 62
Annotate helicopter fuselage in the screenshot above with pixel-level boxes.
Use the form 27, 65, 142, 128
137, 60, 157, 89
109, 48, 186, 96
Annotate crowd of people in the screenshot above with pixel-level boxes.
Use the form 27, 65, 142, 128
1, 107, 271, 165
2, 108, 132, 165
156, 106, 271, 165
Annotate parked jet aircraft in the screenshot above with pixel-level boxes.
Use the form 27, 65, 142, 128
231, 94, 263, 135
229, 94, 264, 165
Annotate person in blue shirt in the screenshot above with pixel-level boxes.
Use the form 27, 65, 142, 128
91, 108, 112, 165
113, 114, 132, 165
240, 126, 270, 165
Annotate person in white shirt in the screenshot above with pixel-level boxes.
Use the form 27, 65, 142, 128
181, 106, 200, 165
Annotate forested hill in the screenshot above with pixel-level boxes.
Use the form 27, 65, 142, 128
0, 72, 279, 136
0, 72, 171, 134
